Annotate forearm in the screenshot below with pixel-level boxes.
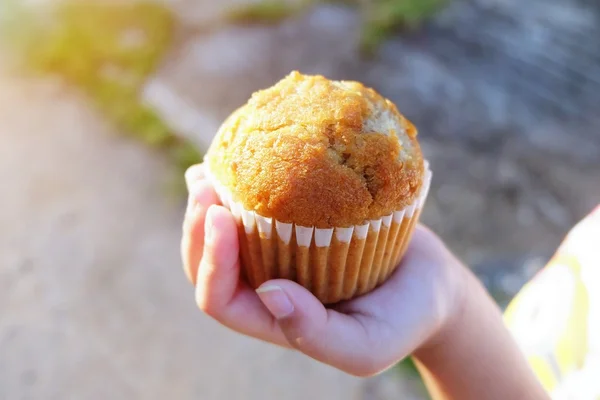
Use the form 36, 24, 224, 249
413, 268, 549, 400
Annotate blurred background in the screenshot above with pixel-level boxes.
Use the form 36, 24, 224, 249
0, 0, 599, 399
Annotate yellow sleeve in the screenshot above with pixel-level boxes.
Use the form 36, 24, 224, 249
504, 254, 596, 398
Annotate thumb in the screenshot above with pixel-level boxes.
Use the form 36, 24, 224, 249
255, 280, 384, 377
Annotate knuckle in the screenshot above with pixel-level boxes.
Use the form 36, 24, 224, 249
282, 323, 320, 351
195, 286, 219, 318
194, 260, 222, 317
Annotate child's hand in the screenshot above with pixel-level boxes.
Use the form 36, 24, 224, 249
181, 164, 467, 377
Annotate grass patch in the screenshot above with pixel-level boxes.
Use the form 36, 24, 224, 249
397, 356, 420, 377
395, 357, 430, 399
227, 0, 310, 24
225, 0, 447, 54
360, 0, 446, 54
3, 1, 201, 175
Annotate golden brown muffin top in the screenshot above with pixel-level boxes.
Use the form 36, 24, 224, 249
205, 71, 424, 228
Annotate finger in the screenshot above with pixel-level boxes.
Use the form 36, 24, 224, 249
556, 203, 600, 262
256, 279, 387, 376
195, 206, 290, 347
181, 180, 218, 284
185, 163, 205, 190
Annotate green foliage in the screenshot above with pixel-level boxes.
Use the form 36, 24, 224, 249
361, 0, 447, 54
395, 357, 430, 399
397, 356, 420, 376
227, 0, 310, 24
226, 0, 447, 54
20, 2, 172, 79
4, 1, 201, 175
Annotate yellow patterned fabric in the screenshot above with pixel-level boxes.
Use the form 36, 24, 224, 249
505, 208, 600, 399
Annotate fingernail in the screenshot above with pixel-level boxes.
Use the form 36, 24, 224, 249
185, 164, 206, 187
256, 286, 294, 319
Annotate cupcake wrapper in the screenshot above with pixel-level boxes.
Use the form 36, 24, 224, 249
206, 162, 432, 304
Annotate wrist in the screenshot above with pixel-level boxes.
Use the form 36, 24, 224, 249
413, 263, 475, 360
411, 267, 550, 399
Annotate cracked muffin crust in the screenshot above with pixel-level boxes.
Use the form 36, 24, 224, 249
205, 71, 424, 228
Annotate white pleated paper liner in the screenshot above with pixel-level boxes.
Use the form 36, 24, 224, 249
205, 162, 432, 304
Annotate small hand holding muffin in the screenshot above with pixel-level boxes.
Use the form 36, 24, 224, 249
182, 167, 555, 399
181, 73, 551, 398
203, 72, 431, 303
182, 163, 462, 377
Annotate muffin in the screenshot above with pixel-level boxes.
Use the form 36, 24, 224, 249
204, 71, 431, 304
